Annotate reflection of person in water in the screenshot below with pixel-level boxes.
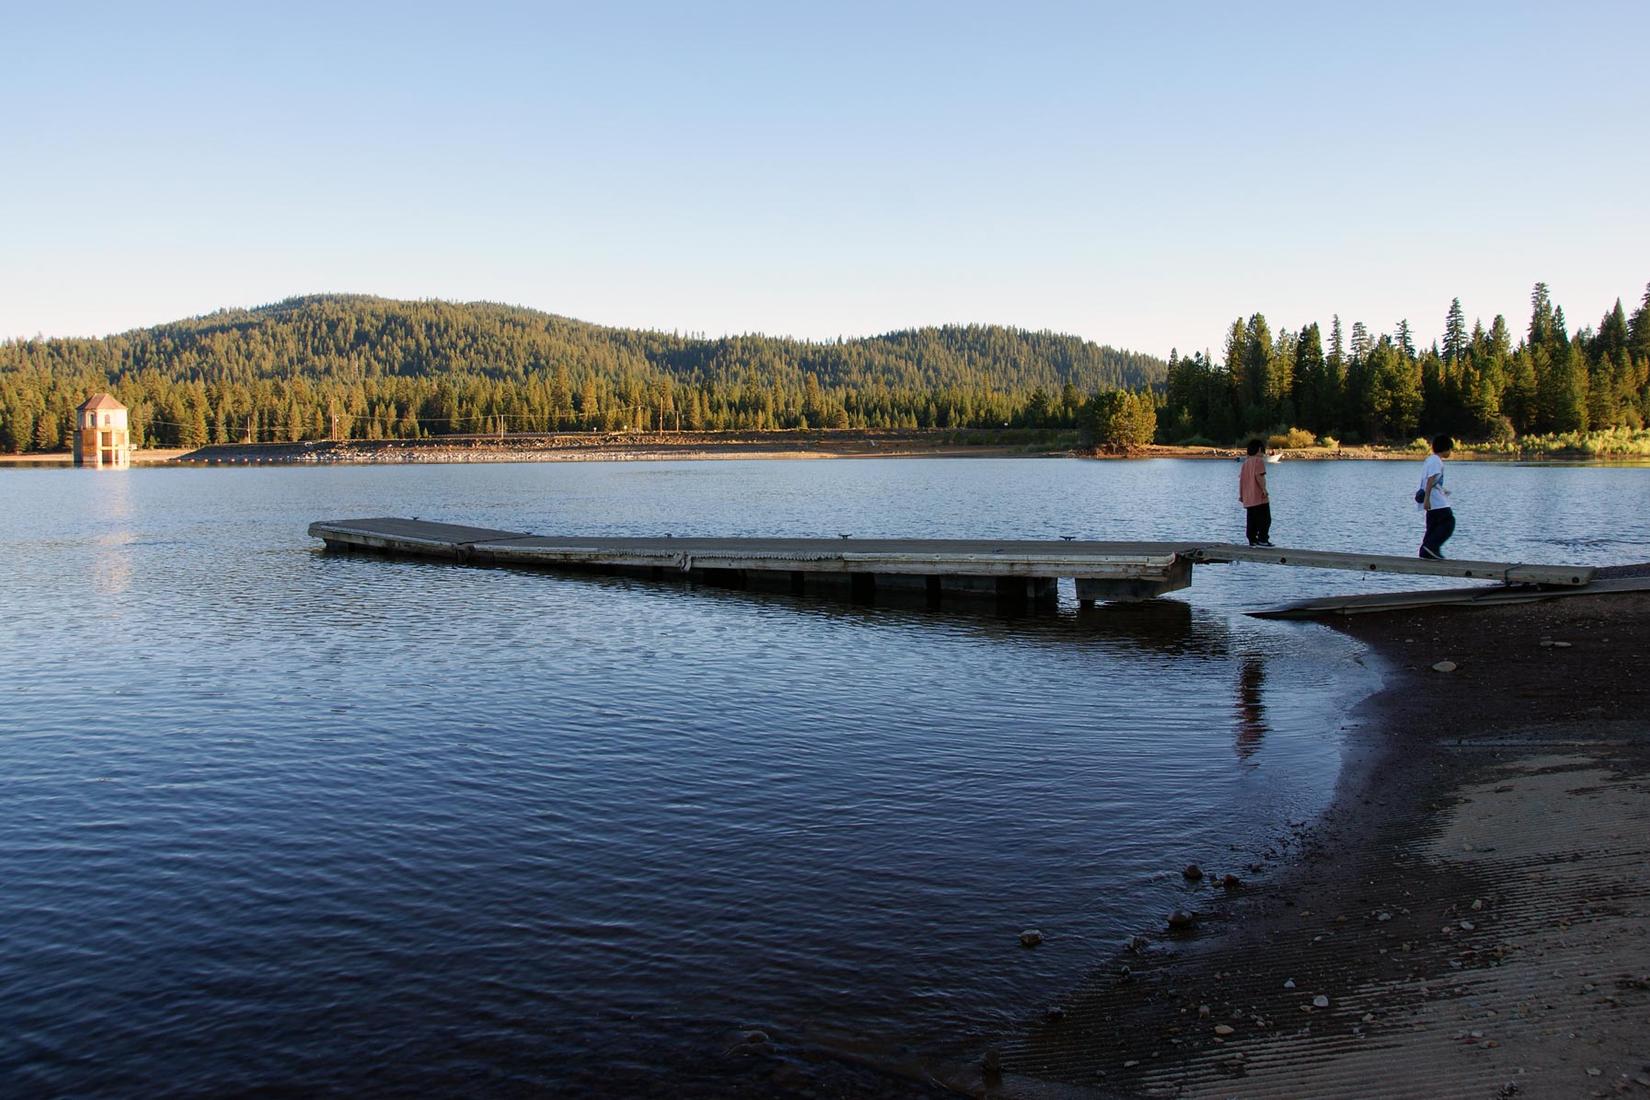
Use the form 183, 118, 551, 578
1235, 656, 1267, 759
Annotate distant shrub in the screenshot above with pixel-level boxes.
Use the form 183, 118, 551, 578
1317, 435, 1339, 450
1264, 426, 1316, 450
1409, 437, 1431, 452
1516, 427, 1650, 457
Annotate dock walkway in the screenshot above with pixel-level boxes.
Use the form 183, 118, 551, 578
309, 518, 1594, 606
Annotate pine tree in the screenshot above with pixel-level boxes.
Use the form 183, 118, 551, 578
1529, 283, 1554, 346
1590, 300, 1632, 428
1464, 359, 1504, 439
2, 402, 35, 453
1442, 298, 1467, 364
1555, 342, 1589, 433
181, 402, 208, 448
1626, 286, 1650, 425
1294, 323, 1329, 434
1349, 321, 1371, 364
1241, 313, 1272, 429
1395, 319, 1416, 361
1367, 339, 1422, 440
579, 376, 600, 426
33, 409, 61, 451
1221, 317, 1247, 437
550, 363, 572, 429
1222, 318, 1247, 382
1597, 299, 1631, 360
1630, 283, 1650, 362
1271, 327, 1298, 416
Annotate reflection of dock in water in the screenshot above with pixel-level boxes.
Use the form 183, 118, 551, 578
309, 517, 1596, 610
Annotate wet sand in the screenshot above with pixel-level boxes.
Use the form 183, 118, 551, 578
987, 584, 1650, 1098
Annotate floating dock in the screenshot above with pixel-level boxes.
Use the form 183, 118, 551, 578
308, 518, 1594, 607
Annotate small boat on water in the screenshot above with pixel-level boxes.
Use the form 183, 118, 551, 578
1266, 453, 1283, 464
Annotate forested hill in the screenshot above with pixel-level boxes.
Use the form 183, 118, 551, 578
0, 295, 1166, 449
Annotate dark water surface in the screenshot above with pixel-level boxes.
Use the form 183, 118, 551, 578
2, 458, 1644, 1096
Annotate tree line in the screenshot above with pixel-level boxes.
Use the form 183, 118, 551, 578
1162, 282, 1650, 446
0, 295, 1164, 451
5, 285, 1646, 453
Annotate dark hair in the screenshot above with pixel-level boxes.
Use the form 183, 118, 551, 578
1432, 434, 1454, 454
1246, 439, 1263, 456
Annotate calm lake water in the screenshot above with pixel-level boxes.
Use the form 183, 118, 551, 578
2, 457, 1645, 1096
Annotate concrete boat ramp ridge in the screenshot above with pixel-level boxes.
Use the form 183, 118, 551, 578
308, 517, 1597, 612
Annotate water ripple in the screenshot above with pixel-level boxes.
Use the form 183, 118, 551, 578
5, 458, 1636, 1095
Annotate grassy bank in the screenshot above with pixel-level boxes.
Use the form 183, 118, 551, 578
1467, 426, 1650, 458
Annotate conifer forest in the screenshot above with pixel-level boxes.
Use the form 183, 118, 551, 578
2, 284, 1647, 453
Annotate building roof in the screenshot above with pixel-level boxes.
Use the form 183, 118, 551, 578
77, 393, 125, 412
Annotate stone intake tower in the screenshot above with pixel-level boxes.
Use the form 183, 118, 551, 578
73, 393, 131, 469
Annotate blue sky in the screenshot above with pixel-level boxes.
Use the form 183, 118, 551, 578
4, 0, 1646, 356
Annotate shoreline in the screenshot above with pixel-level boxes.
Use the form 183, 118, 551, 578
3, 433, 1643, 468
0, 448, 191, 467
984, 584, 1650, 1097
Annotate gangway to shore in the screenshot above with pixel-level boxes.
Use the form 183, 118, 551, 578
308, 517, 1594, 607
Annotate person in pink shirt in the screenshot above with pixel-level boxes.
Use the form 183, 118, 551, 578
1239, 439, 1273, 546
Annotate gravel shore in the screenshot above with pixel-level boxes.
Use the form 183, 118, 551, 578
986, 588, 1650, 1098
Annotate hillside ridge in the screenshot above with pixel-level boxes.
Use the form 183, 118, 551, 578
0, 294, 1166, 449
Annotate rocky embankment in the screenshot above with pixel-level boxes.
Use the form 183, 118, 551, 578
174, 430, 1050, 465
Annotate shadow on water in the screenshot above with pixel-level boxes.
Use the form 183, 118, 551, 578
311, 544, 1232, 658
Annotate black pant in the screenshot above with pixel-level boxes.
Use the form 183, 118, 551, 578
1245, 502, 1271, 545
1421, 507, 1455, 558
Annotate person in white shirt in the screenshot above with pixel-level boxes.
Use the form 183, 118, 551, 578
1417, 434, 1454, 559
